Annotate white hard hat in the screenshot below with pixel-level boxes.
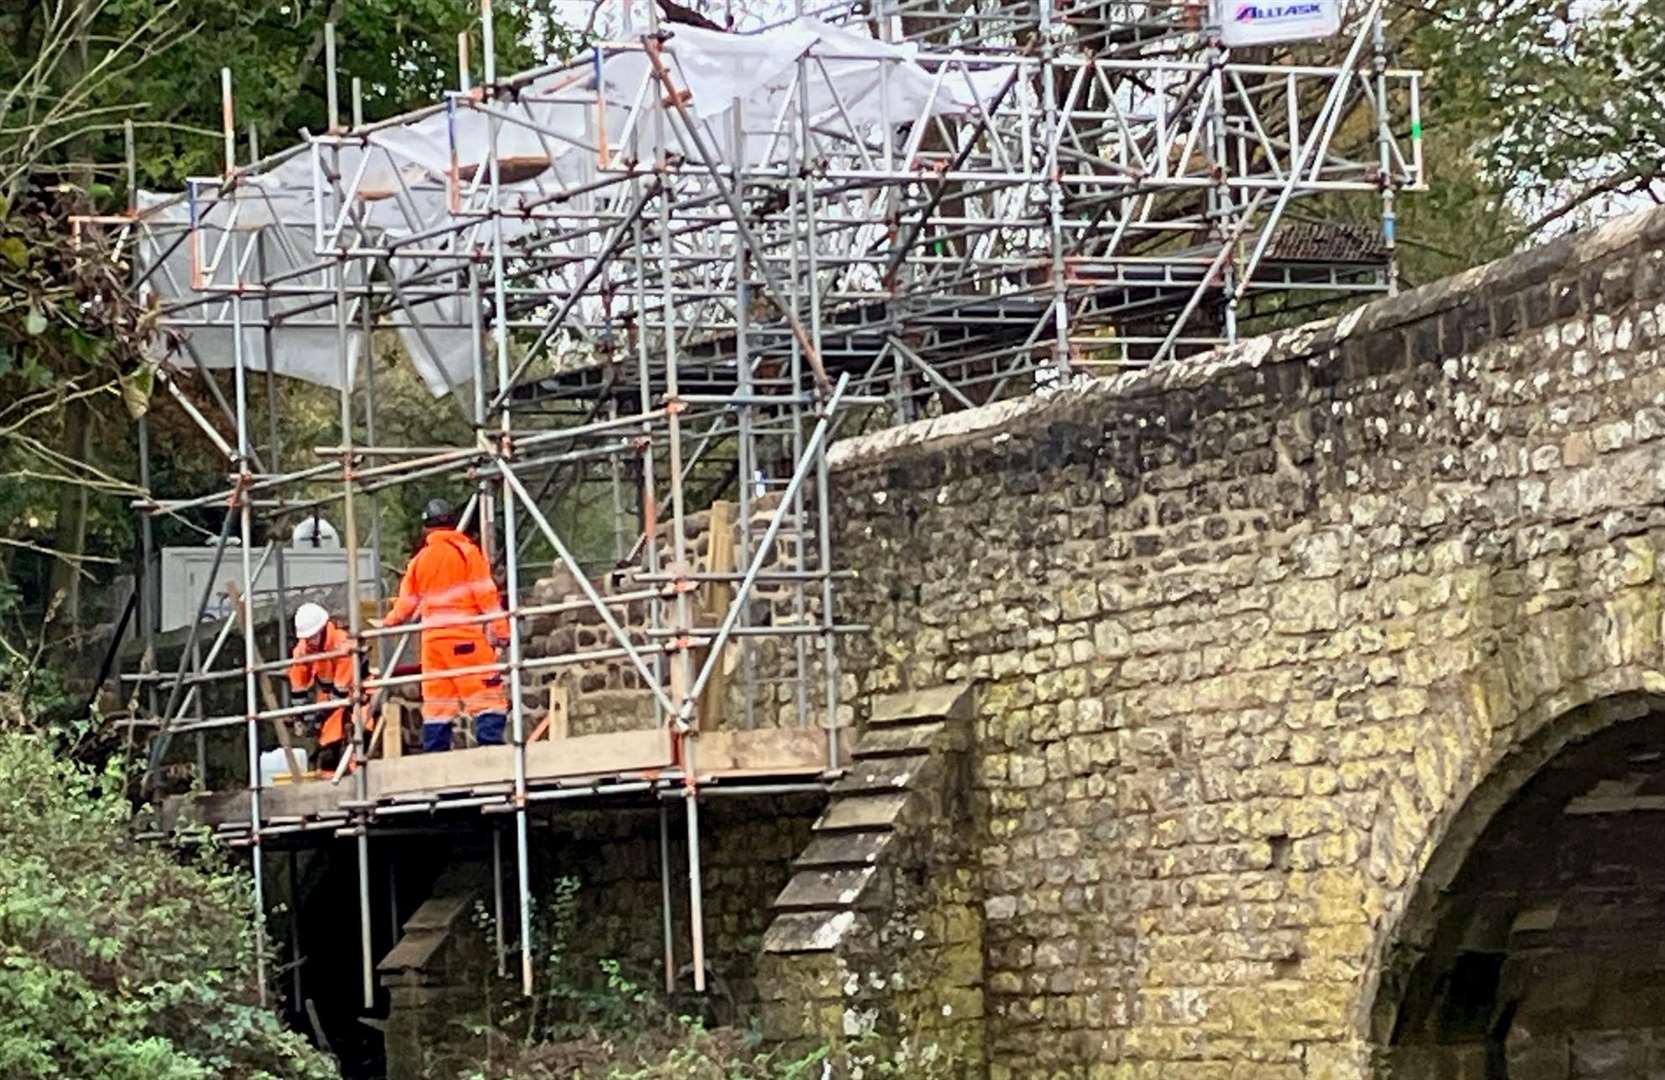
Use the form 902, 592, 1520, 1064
294, 602, 329, 640
290, 516, 340, 549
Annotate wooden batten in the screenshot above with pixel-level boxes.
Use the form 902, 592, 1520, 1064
697, 499, 737, 731
380, 701, 403, 760
370, 727, 673, 797
530, 684, 570, 742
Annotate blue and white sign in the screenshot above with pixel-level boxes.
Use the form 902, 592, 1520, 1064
1218, 0, 1341, 46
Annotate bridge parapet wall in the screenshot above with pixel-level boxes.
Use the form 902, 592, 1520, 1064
822, 208, 1665, 1078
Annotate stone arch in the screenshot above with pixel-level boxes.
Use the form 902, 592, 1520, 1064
1365, 672, 1665, 1076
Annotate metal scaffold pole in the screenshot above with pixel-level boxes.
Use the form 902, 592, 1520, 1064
222, 65, 269, 1008
316, 20, 379, 1013
479, 0, 537, 998
493, 827, 507, 979
658, 802, 675, 993
1039, 0, 1071, 379
92, 0, 1428, 1033
1373, 7, 1399, 296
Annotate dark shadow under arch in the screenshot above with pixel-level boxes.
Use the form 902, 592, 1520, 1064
1369, 690, 1665, 1077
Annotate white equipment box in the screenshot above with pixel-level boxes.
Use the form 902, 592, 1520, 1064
158, 546, 379, 632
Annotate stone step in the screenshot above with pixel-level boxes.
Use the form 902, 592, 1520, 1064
762, 909, 857, 954
378, 861, 491, 978
813, 792, 909, 833
830, 754, 929, 796
852, 722, 944, 759
773, 866, 881, 912
869, 684, 974, 727
793, 830, 894, 871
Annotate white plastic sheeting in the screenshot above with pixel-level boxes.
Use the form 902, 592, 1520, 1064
138, 194, 371, 389
137, 18, 1014, 398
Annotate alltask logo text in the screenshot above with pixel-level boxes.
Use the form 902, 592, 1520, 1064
1233, 2, 1322, 20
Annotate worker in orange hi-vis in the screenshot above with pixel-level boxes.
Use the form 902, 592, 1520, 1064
289, 602, 369, 773
377, 499, 511, 752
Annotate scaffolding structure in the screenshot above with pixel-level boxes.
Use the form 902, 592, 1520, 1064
86, 0, 1423, 1023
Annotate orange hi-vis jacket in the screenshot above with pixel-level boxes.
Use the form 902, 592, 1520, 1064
386, 529, 511, 724
289, 621, 356, 748
386, 528, 510, 641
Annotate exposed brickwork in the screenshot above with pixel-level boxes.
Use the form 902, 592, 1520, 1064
821, 207, 1665, 1078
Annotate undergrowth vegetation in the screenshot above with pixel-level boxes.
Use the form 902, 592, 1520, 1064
0, 728, 334, 1079
441, 878, 967, 1080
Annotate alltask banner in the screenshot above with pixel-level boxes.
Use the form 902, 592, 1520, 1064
1218, 0, 1342, 45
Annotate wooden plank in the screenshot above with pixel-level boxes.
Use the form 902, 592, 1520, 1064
524, 727, 669, 781
381, 701, 403, 760
369, 746, 516, 797
694, 727, 827, 774
370, 727, 672, 797
259, 779, 354, 819
162, 774, 354, 831
530, 684, 569, 742
161, 789, 249, 831
701, 766, 828, 781
698, 499, 736, 731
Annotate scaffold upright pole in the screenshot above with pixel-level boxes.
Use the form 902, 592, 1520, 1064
480, 0, 537, 998
223, 65, 269, 1008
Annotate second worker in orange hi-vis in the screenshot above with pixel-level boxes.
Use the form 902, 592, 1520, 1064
380, 498, 510, 752
289, 601, 370, 773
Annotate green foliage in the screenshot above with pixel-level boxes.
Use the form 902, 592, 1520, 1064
0, 0, 582, 644
1405, 0, 1665, 235
0, 728, 336, 1078
462, 1005, 968, 1079
460, 878, 967, 1080
0, 0, 580, 193
0, 186, 152, 536
0, 579, 90, 749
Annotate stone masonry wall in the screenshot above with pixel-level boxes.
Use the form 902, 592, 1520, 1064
758, 686, 985, 1069
538, 793, 821, 1014
519, 493, 826, 737
823, 207, 1665, 1078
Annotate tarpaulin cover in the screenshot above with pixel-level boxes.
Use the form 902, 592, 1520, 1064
137, 18, 1014, 398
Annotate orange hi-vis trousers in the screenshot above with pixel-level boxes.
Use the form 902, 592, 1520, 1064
419, 628, 508, 724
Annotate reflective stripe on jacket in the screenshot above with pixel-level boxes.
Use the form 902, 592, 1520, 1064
386, 528, 511, 640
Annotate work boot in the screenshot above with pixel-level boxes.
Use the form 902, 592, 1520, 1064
422, 721, 453, 753
475, 712, 507, 746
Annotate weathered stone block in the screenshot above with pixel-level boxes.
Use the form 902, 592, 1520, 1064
811, 207, 1665, 1079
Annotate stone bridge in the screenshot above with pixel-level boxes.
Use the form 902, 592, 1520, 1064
760, 206, 1665, 1079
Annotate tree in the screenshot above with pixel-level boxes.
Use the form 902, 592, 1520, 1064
0, 0, 573, 189
0, 728, 337, 1078
1405, 0, 1665, 238
0, 0, 577, 655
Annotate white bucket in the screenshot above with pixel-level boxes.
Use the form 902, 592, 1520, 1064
259, 747, 308, 784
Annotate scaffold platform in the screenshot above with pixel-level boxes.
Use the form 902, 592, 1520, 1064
81, 0, 1423, 1011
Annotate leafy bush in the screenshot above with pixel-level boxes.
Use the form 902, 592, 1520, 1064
462, 878, 967, 1080
0, 729, 336, 1079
